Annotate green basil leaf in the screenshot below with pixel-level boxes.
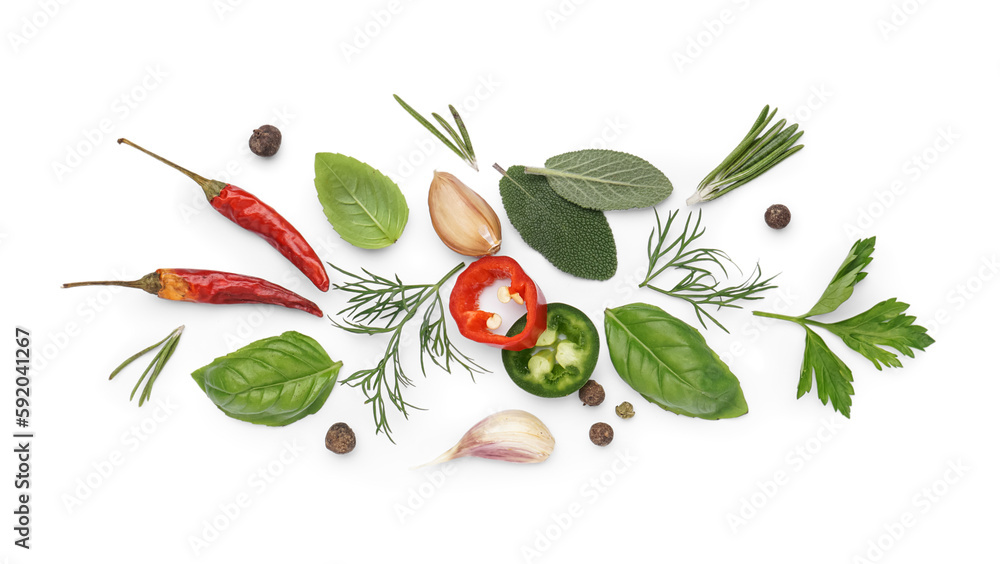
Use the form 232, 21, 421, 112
498, 165, 617, 280
314, 153, 408, 249
604, 303, 747, 419
191, 331, 342, 426
524, 149, 672, 210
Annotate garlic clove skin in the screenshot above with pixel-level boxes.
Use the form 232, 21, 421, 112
417, 409, 555, 468
428, 171, 502, 257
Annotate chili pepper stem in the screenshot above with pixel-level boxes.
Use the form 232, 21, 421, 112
62, 272, 162, 295
117, 138, 225, 201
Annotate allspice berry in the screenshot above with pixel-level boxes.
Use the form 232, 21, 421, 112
589, 422, 614, 446
578, 380, 605, 406
325, 422, 356, 454
249, 124, 282, 157
765, 204, 791, 229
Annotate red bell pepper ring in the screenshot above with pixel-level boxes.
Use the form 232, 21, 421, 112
449, 256, 546, 351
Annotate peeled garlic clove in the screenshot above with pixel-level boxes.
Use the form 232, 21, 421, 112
417, 409, 555, 468
428, 171, 502, 256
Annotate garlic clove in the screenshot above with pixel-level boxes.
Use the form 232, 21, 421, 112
428, 171, 502, 257
416, 409, 555, 468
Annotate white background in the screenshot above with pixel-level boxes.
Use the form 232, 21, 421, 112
3, 0, 998, 562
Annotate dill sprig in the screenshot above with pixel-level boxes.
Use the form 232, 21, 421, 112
109, 325, 184, 406
639, 209, 778, 332
687, 105, 804, 204
329, 262, 487, 442
393, 94, 478, 171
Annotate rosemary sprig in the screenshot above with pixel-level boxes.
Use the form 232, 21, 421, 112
393, 94, 478, 171
109, 325, 184, 406
329, 262, 487, 442
639, 209, 778, 332
687, 105, 804, 204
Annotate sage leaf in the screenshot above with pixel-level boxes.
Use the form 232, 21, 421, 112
524, 149, 672, 211
604, 303, 747, 419
497, 165, 617, 280
191, 331, 342, 426
315, 153, 408, 249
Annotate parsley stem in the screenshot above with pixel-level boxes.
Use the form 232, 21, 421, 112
753, 311, 837, 330
752, 311, 804, 324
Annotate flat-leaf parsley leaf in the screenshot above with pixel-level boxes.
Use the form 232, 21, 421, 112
753, 237, 934, 417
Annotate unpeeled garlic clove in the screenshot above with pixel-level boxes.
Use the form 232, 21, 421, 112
428, 171, 502, 257
416, 409, 555, 468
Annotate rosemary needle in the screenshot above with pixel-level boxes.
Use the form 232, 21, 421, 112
394, 94, 478, 171
110, 325, 184, 406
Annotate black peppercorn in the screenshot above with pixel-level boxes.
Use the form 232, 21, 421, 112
249, 124, 282, 157
578, 380, 605, 406
325, 422, 356, 454
589, 422, 614, 446
765, 204, 791, 229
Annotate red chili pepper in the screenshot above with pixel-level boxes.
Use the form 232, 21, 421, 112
62, 269, 323, 317
117, 138, 330, 292
449, 256, 546, 351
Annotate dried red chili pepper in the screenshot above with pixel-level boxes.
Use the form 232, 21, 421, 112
62, 269, 323, 317
449, 256, 546, 351
117, 138, 330, 292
